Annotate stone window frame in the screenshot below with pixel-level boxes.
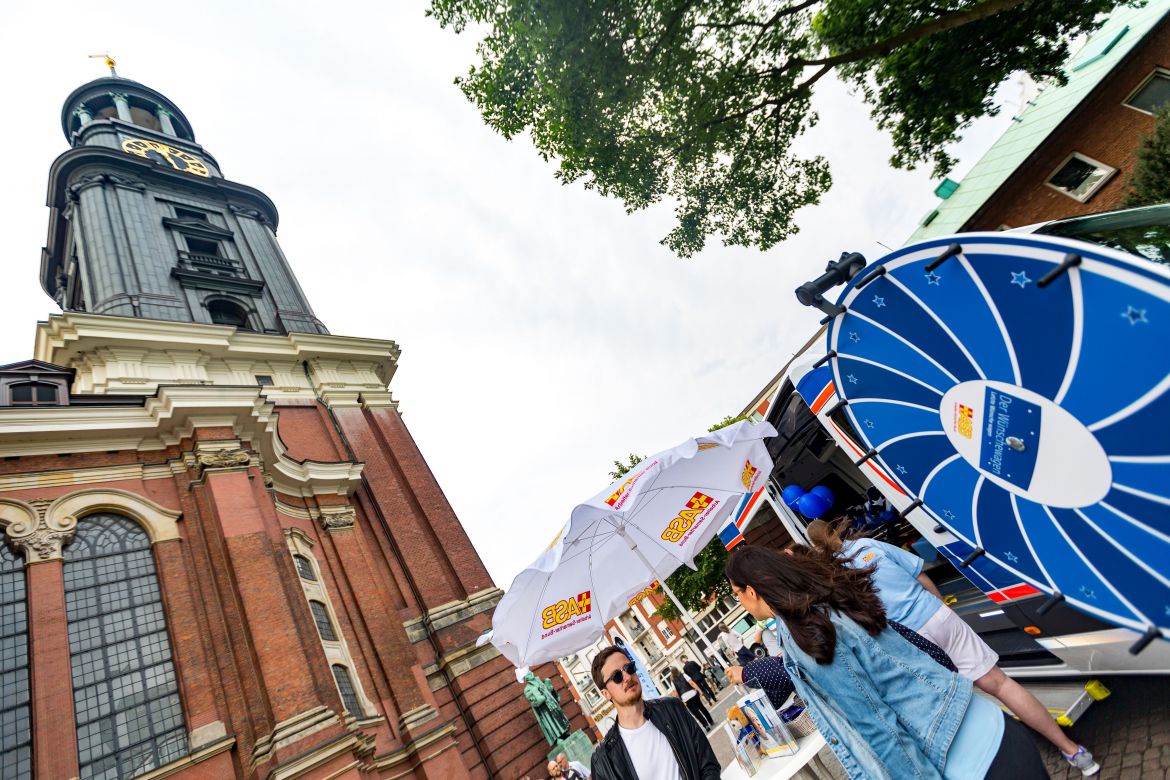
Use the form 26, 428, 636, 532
0, 376, 69, 408
283, 530, 375, 719
201, 295, 259, 333
0, 489, 189, 775
1123, 67, 1170, 115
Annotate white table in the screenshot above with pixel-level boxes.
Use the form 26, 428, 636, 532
720, 732, 832, 780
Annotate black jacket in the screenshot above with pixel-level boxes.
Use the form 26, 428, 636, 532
590, 697, 721, 780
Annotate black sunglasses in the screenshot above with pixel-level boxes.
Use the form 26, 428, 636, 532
606, 661, 637, 687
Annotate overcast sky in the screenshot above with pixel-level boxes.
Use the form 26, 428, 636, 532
1, 2, 1017, 587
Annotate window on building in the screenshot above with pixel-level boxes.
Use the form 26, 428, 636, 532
9, 382, 60, 406
292, 554, 316, 581
255, 375, 274, 387
173, 208, 208, 222
1125, 69, 1170, 114
0, 544, 30, 779
207, 300, 249, 329
64, 514, 186, 779
331, 665, 363, 716
185, 237, 221, 258
1045, 153, 1117, 202
309, 601, 337, 641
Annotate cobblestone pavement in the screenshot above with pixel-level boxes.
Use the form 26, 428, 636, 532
1034, 676, 1170, 780
699, 675, 1170, 778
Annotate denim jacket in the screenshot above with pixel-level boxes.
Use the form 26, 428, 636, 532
773, 612, 972, 780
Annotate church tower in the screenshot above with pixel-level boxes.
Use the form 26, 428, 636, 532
46, 74, 326, 335
0, 68, 585, 780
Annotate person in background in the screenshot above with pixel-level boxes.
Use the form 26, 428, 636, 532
717, 622, 752, 665
589, 646, 721, 780
680, 655, 717, 704
550, 757, 586, 780
556, 752, 590, 779
670, 665, 714, 730
807, 519, 1097, 776
727, 544, 1049, 780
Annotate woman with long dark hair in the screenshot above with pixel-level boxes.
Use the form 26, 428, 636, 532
725, 545, 1048, 780
670, 665, 714, 729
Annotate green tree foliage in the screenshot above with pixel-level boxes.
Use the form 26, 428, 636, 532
609, 453, 645, 480
709, 414, 750, 431
1125, 105, 1170, 208
429, 0, 1125, 256
654, 538, 730, 620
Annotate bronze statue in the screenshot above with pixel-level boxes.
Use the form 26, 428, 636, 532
522, 671, 571, 745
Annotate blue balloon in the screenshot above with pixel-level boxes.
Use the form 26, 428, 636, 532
810, 485, 835, 506
879, 509, 897, 523
797, 492, 831, 519
781, 485, 806, 509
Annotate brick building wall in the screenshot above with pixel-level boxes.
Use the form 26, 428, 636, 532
966, 18, 1170, 230
0, 392, 584, 780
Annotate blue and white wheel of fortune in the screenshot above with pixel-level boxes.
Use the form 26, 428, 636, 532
826, 233, 1170, 640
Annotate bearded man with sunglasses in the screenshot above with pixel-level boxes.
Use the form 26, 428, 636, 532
589, 646, 721, 780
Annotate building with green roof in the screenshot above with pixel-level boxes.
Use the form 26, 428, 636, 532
907, 1, 1170, 244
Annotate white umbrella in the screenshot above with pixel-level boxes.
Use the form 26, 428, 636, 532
490, 420, 776, 667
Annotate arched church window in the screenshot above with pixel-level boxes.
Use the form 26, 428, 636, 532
309, 601, 337, 641
0, 543, 30, 778
63, 514, 186, 779
293, 554, 316, 581
10, 381, 60, 406
207, 300, 250, 330
331, 665, 363, 716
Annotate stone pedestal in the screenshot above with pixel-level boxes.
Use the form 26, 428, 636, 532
547, 729, 595, 767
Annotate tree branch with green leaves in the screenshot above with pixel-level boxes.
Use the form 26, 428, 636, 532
429, 0, 1129, 256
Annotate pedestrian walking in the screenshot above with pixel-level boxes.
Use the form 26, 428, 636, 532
671, 665, 715, 730
589, 646, 721, 780
680, 655, 716, 704
726, 544, 1050, 780
807, 520, 1098, 776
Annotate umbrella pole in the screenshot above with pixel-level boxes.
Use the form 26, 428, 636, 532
618, 528, 718, 659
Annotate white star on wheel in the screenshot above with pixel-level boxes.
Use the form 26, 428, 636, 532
1079, 586, 1096, 600
926, 272, 941, 286
895, 464, 907, 475
847, 374, 859, 384
943, 510, 956, 520
1003, 551, 1019, 564
849, 331, 861, 343
1011, 271, 1031, 288
1122, 305, 1148, 325
872, 295, 886, 308
863, 419, 875, 429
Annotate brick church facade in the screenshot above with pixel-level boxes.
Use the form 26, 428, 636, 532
0, 72, 583, 779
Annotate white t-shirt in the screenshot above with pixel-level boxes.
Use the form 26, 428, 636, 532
720, 630, 745, 653
618, 719, 684, 780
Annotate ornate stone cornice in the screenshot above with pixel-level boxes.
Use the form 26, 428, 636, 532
3, 498, 77, 564
68, 171, 146, 196
319, 506, 356, 532
196, 448, 252, 472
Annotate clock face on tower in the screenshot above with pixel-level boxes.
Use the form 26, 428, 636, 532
121, 138, 210, 177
